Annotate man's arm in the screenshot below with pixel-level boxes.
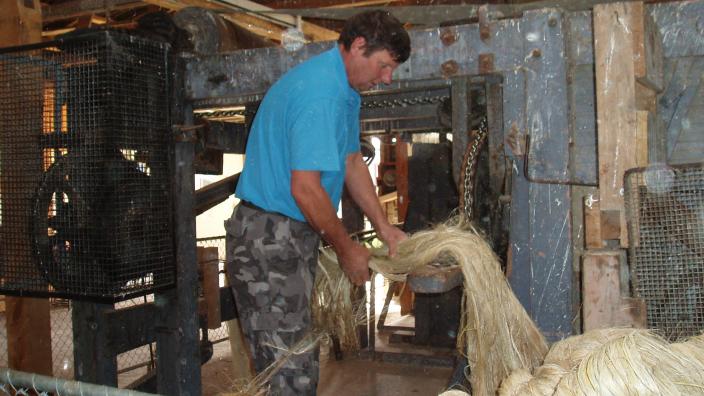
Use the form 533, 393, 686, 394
344, 152, 407, 256
291, 170, 371, 286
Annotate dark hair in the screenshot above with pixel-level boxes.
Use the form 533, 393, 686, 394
337, 10, 411, 64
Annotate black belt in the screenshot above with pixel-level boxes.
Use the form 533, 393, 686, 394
240, 200, 265, 212
240, 199, 305, 224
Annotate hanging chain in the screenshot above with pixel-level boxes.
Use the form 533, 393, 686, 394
193, 109, 247, 119
361, 95, 450, 109
461, 117, 488, 222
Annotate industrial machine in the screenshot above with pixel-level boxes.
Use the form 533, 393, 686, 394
0, 2, 702, 394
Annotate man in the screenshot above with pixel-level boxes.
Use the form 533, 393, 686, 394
226, 10, 410, 395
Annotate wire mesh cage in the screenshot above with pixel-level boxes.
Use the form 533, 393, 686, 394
0, 31, 175, 301
625, 162, 704, 340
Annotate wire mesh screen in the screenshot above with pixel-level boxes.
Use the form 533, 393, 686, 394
0, 31, 174, 301
625, 163, 704, 340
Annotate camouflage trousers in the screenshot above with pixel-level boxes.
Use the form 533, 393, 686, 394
225, 202, 320, 396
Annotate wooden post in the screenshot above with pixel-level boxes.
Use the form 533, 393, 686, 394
582, 251, 646, 331
593, 1, 664, 247
197, 247, 221, 329
586, 1, 662, 332
583, 194, 603, 249
0, 0, 53, 377
594, 2, 639, 247
394, 135, 409, 223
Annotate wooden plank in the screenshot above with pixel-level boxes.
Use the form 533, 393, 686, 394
600, 209, 621, 241
1, 0, 53, 377
227, 318, 254, 382
584, 194, 603, 249
635, 110, 650, 166
583, 250, 647, 331
198, 247, 221, 329
632, 2, 663, 91
395, 137, 409, 223
594, 1, 640, 247
142, 0, 337, 42
42, 0, 142, 23
635, 82, 657, 113
6, 298, 52, 375
0, 0, 42, 44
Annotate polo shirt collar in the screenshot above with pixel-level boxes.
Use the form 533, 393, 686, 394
330, 46, 361, 103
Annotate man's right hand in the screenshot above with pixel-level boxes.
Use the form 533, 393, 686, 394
336, 241, 371, 286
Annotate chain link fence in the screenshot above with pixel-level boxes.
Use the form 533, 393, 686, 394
0, 236, 229, 384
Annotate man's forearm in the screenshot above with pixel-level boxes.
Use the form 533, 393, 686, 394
291, 170, 371, 285
291, 170, 359, 253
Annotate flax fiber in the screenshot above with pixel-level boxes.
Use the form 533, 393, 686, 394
499, 329, 704, 396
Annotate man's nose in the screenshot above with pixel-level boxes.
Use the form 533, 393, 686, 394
381, 70, 393, 85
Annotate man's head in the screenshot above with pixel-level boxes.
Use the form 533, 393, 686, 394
338, 10, 411, 91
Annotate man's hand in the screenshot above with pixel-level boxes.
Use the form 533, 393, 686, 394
378, 224, 408, 257
336, 241, 371, 286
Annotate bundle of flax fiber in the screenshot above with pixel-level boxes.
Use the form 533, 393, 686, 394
312, 247, 366, 353
499, 328, 704, 395
372, 223, 548, 396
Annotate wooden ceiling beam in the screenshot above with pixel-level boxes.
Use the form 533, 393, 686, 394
224, 13, 286, 42
139, 0, 336, 42
215, 0, 338, 41
139, 0, 286, 41
42, 0, 144, 23
323, 0, 400, 8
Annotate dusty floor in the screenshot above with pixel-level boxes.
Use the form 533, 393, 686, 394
201, 340, 455, 396
201, 278, 458, 396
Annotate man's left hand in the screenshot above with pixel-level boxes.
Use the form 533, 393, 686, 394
378, 225, 408, 257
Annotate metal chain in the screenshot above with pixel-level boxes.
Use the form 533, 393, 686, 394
462, 117, 488, 221
194, 109, 246, 119
362, 95, 450, 109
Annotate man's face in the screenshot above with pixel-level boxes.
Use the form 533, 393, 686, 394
344, 37, 399, 92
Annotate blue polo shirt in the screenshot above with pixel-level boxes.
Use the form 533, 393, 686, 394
235, 47, 361, 222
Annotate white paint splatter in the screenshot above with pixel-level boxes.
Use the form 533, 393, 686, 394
526, 31, 540, 42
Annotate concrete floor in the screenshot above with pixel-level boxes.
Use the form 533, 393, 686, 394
201, 279, 458, 395
201, 341, 454, 396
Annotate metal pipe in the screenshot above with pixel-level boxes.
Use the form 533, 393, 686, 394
0, 368, 157, 396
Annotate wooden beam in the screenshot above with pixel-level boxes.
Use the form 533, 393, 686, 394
395, 136, 409, 223
42, 21, 137, 38
0, 0, 53, 377
42, 0, 144, 23
225, 13, 285, 43
198, 247, 221, 329
141, 0, 336, 42
218, 0, 338, 41
631, 1, 663, 92
584, 194, 603, 249
257, 0, 645, 26
593, 2, 640, 247
324, 0, 399, 8
582, 251, 646, 331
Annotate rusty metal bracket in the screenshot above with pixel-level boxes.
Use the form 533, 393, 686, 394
172, 124, 203, 143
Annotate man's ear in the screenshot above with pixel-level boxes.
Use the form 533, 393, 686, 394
350, 36, 367, 54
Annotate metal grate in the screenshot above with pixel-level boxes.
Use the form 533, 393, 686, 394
625, 163, 704, 340
0, 31, 174, 301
